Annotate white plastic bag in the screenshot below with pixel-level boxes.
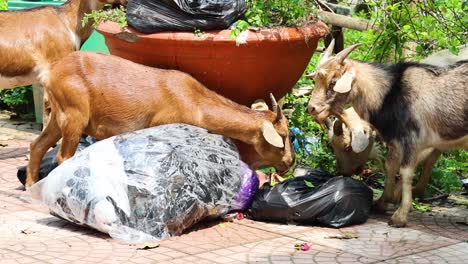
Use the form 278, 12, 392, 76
30, 124, 258, 243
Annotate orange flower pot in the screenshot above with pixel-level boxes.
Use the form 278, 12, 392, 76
97, 21, 328, 106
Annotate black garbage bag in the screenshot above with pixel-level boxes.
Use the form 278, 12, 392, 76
29, 124, 259, 242
126, 0, 247, 33
17, 136, 97, 186
247, 168, 373, 228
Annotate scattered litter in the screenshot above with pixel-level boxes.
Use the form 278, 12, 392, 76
294, 243, 311, 251
326, 233, 359, 240
292, 86, 313, 96
219, 223, 226, 228
136, 242, 160, 250
235, 30, 249, 46
236, 212, 244, 220
20, 229, 36, 235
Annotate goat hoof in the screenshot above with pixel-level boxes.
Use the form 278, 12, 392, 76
388, 216, 407, 228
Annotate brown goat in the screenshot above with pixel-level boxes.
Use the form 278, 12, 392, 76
325, 107, 435, 199
307, 40, 467, 227
324, 107, 379, 176
26, 51, 294, 187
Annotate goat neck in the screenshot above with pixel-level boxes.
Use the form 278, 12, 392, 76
59, 0, 106, 43
178, 92, 279, 145
347, 60, 390, 121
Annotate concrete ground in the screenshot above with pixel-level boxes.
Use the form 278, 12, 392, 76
1, 114, 467, 264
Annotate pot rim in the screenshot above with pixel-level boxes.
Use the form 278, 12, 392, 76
96, 21, 329, 43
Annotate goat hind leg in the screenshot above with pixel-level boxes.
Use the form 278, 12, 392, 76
412, 149, 441, 197
393, 149, 442, 200
26, 114, 61, 188
56, 112, 86, 164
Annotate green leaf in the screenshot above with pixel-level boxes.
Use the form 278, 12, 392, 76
412, 200, 431, 212
448, 45, 459, 55
304, 180, 314, 188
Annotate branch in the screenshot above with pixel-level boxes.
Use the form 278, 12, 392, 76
317, 10, 378, 31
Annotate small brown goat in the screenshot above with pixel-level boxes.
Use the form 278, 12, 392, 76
307, 40, 467, 227
26, 51, 294, 187
324, 107, 379, 176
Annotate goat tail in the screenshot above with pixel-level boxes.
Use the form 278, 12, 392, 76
32, 54, 52, 88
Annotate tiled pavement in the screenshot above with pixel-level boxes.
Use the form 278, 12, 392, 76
1, 118, 467, 264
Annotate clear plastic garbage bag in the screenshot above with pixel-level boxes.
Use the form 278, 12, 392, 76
29, 124, 258, 243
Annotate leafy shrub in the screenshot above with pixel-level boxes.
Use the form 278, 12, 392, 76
231, 0, 317, 39
0, 0, 7, 11
344, 0, 467, 62
243, 0, 316, 28
0, 86, 32, 106
82, 5, 127, 28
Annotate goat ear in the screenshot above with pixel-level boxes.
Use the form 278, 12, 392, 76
261, 122, 284, 148
333, 70, 355, 93
350, 128, 370, 153
332, 119, 344, 136
251, 99, 269, 111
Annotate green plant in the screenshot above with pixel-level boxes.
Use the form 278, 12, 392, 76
244, 0, 316, 28
231, 0, 317, 39
0, 86, 32, 106
82, 5, 127, 28
412, 199, 431, 212
345, 0, 467, 62
0, 0, 7, 11
194, 28, 204, 37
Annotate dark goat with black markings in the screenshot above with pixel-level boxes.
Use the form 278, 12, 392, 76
307, 40, 467, 227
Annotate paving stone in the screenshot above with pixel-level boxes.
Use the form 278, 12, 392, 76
1, 123, 468, 264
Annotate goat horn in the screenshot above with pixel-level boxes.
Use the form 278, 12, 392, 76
319, 39, 335, 65
270, 93, 283, 124
270, 93, 278, 113
335, 43, 361, 64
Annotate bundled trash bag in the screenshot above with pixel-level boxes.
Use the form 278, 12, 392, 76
247, 168, 373, 228
30, 124, 259, 242
126, 0, 247, 33
17, 136, 97, 186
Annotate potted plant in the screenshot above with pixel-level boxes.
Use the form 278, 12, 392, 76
92, 1, 328, 106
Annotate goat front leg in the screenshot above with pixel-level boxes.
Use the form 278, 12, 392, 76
26, 113, 61, 188
389, 163, 417, 227
374, 143, 401, 213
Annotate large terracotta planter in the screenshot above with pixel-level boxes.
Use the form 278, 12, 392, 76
97, 21, 328, 106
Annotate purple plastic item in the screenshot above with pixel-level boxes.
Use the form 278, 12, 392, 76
230, 162, 259, 211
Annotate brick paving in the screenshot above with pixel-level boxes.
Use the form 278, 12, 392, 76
1, 118, 467, 264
